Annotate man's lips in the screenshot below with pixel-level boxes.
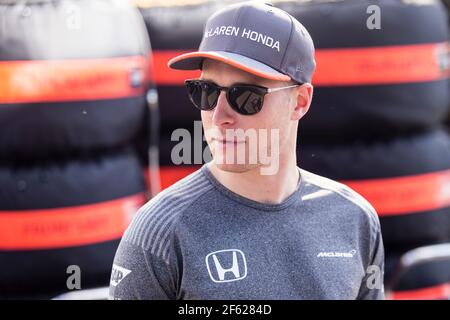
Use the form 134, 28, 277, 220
211, 137, 246, 144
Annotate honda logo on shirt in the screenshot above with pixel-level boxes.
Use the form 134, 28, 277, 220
205, 249, 247, 283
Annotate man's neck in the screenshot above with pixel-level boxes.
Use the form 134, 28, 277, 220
207, 157, 300, 205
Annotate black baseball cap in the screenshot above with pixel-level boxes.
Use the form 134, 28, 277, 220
168, 1, 316, 84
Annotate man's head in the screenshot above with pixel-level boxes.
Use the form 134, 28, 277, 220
168, 1, 316, 174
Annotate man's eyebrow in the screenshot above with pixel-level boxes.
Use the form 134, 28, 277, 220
197, 76, 266, 86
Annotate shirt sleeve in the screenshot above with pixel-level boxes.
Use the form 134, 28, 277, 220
108, 239, 177, 300
357, 227, 385, 300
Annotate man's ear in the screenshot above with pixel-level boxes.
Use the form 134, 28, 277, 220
291, 83, 313, 121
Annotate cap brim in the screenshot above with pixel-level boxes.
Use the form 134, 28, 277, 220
168, 51, 291, 82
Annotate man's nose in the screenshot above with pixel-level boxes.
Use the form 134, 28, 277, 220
211, 91, 236, 127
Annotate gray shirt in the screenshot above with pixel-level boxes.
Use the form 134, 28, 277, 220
109, 164, 385, 300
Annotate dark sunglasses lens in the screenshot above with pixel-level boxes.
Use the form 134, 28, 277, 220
228, 86, 264, 115
186, 81, 219, 110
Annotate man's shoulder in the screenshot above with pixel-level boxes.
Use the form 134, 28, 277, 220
300, 168, 380, 230
150, 166, 213, 205
121, 167, 214, 254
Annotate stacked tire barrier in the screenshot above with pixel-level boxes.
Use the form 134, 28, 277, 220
138, 0, 450, 298
0, 0, 153, 298
291, 0, 450, 298
290, 0, 450, 142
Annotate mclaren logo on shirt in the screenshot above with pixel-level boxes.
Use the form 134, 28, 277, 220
317, 250, 357, 258
110, 264, 132, 287
205, 249, 247, 283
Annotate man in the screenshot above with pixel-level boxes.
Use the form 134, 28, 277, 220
109, 1, 385, 300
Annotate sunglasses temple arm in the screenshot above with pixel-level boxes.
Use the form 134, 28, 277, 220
266, 84, 301, 93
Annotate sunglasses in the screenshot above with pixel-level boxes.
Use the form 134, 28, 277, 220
184, 79, 301, 115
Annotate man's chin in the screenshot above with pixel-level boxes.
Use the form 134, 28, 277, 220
213, 161, 260, 174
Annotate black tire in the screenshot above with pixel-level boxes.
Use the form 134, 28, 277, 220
299, 80, 450, 143
0, 0, 152, 159
385, 248, 450, 293
299, 129, 450, 252
0, 149, 147, 298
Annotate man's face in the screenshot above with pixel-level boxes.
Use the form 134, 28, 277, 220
199, 59, 308, 174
